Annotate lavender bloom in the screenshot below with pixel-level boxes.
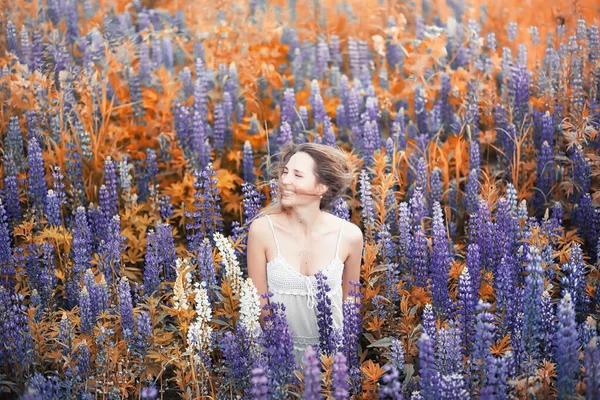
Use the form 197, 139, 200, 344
129, 69, 144, 122
251, 367, 269, 399
409, 186, 427, 229
507, 22, 518, 42
159, 195, 173, 220
429, 168, 443, 207
22, 373, 70, 399
584, 338, 600, 400
430, 202, 451, 316
242, 182, 263, 224
540, 291, 555, 356
509, 64, 530, 127
322, 116, 337, 147
436, 324, 462, 376
27, 137, 48, 212
119, 277, 135, 342
99, 215, 125, 285
555, 292, 580, 398
144, 223, 178, 295
480, 355, 508, 400
569, 144, 591, 200
332, 352, 349, 399
422, 304, 436, 344
418, 332, 438, 400
76, 341, 91, 378
464, 169, 479, 215
379, 363, 404, 400
389, 338, 405, 373
414, 85, 428, 136
362, 120, 378, 166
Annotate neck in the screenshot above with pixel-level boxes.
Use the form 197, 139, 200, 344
283, 205, 324, 237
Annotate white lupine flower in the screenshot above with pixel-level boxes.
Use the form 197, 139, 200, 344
172, 258, 193, 311
213, 232, 242, 293
187, 281, 213, 353
239, 278, 261, 335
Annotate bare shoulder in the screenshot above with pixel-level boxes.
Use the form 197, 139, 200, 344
344, 220, 364, 245
248, 215, 270, 238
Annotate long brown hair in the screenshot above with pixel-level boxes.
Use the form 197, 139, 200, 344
252, 142, 353, 222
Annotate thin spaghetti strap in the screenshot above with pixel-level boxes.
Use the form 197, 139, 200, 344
265, 215, 281, 256
334, 219, 344, 259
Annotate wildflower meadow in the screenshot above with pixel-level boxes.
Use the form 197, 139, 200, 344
0, 0, 599, 398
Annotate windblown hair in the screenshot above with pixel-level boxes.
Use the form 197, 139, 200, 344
254, 142, 353, 220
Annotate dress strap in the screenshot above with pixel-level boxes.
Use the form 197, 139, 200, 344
265, 215, 281, 256
334, 219, 344, 259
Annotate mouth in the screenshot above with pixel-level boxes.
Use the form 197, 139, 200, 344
282, 189, 296, 197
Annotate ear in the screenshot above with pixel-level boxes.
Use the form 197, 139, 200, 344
317, 183, 329, 197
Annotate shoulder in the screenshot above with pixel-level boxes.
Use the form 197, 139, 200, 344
248, 215, 271, 236
327, 213, 363, 244
344, 220, 364, 245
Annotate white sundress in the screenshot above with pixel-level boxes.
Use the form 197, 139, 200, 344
265, 214, 345, 365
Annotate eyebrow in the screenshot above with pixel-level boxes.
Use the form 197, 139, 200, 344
283, 167, 304, 174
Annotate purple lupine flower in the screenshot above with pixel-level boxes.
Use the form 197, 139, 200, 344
509, 63, 530, 127
389, 338, 405, 374
418, 332, 438, 399
314, 271, 336, 357
185, 164, 223, 251
523, 247, 545, 360
397, 202, 411, 269
162, 37, 174, 73
103, 157, 119, 215
99, 215, 125, 285
436, 323, 462, 376
429, 168, 443, 207
358, 170, 376, 230
588, 25, 600, 63
438, 73, 453, 135
72, 206, 92, 274
347, 87, 361, 134
561, 243, 588, 320
159, 195, 173, 220
468, 200, 496, 272
3, 155, 21, 226
140, 383, 158, 400
421, 304, 436, 345
242, 144, 256, 185
362, 120, 378, 166
540, 291, 555, 357
341, 281, 362, 392
139, 42, 151, 84
464, 169, 479, 215
480, 355, 508, 400
251, 367, 269, 399
129, 69, 144, 123
471, 300, 496, 393
297, 106, 310, 137
322, 116, 337, 147
27, 137, 48, 212
569, 144, 591, 200
330, 197, 350, 221
439, 374, 467, 400
302, 345, 322, 398
413, 85, 428, 136
466, 242, 482, 295
457, 266, 477, 355
532, 141, 554, 211
5, 19, 19, 56
213, 103, 226, 155
281, 88, 297, 126
260, 293, 297, 397
430, 202, 451, 316
65, 141, 86, 206
332, 352, 349, 399
119, 277, 135, 342
278, 121, 294, 150
4, 116, 25, 169
409, 186, 427, 229
75, 341, 90, 378
379, 363, 404, 400
44, 190, 62, 226
22, 373, 71, 399
132, 310, 152, 355
83, 269, 108, 321
79, 286, 94, 334
584, 338, 600, 400
555, 292, 580, 398
220, 323, 258, 395
242, 182, 263, 224
410, 225, 428, 287
0, 287, 34, 369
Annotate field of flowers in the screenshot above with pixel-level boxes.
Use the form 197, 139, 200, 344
1, 0, 599, 398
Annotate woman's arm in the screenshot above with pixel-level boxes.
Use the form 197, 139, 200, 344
247, 217, 271, 326
341, 222, 364, 302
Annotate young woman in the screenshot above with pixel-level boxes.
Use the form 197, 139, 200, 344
247, 142, 364, 364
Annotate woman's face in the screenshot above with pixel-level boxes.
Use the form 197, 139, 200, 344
280, 152, 326, 206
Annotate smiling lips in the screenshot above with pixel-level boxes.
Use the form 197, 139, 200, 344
283, 190, 295, 196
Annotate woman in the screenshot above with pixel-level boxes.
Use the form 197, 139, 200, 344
247, 142, 364, 364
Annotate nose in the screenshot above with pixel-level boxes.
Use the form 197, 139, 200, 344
281, 174, 293, 186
